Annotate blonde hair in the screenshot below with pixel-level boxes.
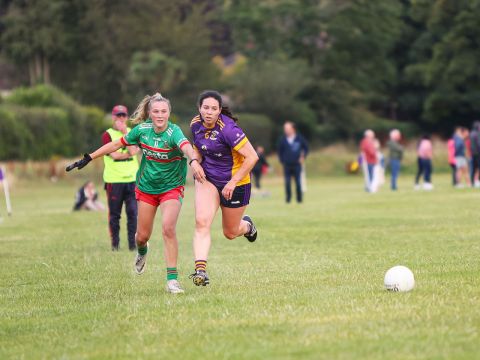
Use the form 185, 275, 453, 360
130, 92, 171, 124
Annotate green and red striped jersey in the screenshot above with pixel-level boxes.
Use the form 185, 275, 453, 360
122, 120, 189, 194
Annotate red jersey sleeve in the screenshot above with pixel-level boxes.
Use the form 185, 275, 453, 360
102, 131, 112, 145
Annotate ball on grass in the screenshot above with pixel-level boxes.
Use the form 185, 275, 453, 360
384, 265, 415, 292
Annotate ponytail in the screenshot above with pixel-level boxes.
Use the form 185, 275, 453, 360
130, 95, 150, 124
130, 92, 172, 124
220, 106, 238, 123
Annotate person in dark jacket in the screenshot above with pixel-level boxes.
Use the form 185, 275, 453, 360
277, 121, 309, 203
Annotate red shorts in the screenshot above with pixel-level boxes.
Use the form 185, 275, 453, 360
135, 186, 184, 207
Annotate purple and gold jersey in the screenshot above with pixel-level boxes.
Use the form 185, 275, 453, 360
191, 114, 250, 187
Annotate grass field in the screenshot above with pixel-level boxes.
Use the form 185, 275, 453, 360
1, 174, 479, 359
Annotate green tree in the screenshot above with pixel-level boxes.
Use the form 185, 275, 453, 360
228, 57, 316, 139
1, 0, 74, 85
1, 0, 220, 111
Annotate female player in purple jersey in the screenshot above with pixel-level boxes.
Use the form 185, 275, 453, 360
189, 90, 259, 286
67, 93, 206, 294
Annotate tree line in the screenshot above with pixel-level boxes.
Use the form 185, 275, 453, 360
1, 0, 480, 160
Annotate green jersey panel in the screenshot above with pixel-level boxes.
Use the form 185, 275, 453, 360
123, 120, 189, 194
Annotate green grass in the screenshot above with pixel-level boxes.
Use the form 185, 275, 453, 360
1, 175, 479, 359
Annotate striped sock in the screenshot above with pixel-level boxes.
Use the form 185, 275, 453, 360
167, 267, 178, 281
138, 245, 148, 256
195, 260, 207, 272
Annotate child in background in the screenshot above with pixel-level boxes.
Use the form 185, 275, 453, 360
73, 181, 105, 211
251, 145, 269, 191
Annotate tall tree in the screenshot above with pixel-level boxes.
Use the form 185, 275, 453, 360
1, 0, 74, 85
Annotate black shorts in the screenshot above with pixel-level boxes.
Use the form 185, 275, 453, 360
215, 183, 251, 208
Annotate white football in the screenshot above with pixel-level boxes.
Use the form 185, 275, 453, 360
384, 265, 415, 292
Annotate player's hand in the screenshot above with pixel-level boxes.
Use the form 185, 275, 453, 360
222, 180, 237, 200
66, 153, 92, 171
191, 162, 206, 183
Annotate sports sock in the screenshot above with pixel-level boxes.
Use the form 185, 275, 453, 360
167, 267, 178, 281
137, 244, 148, 256
195, 260, 207, 272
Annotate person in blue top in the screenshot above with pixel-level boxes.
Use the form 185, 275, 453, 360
277, 121, 309, 203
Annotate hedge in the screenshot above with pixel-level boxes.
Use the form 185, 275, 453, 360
0, 85, 107, 160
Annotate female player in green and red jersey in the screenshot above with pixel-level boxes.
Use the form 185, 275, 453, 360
67, 93, 206, 294
188, 90, 259, 286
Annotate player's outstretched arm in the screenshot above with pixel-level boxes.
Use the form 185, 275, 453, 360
66, 139, 124, 171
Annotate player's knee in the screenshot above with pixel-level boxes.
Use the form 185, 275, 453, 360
195, 217, 211, 232
136, 231, 150, 245
162, 225, 176, 240
223, 230, 237, 240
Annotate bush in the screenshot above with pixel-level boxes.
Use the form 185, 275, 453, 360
236, 113, 275, 152
0, 107, 28, 160
0, 85, 107, 160
5, 84, 75, 108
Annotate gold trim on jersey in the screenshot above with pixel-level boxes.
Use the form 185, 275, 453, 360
230, 137, 250, 186
217, 118, 225, 130
190, 115, 201, 127
233, 137, 248, 151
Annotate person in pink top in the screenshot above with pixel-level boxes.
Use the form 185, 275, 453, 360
414, 134, 433, 190
360, 129, 377, 192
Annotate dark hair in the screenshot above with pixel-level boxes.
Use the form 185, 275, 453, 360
197, 90, 238, 122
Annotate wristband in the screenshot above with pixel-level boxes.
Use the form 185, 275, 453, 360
189, 158, 199, 166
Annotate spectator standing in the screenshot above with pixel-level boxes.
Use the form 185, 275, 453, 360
359, 129, 377, 192
387, 129, 404, 191
277, 121, 309, 203
447, 134, 457, 186
415, 135, 433, 190
103, 105, 140, 251
469, 121, 480, 187
454, 127, 470, 188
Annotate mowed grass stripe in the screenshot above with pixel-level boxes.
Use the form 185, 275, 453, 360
0, 175, 478, 359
